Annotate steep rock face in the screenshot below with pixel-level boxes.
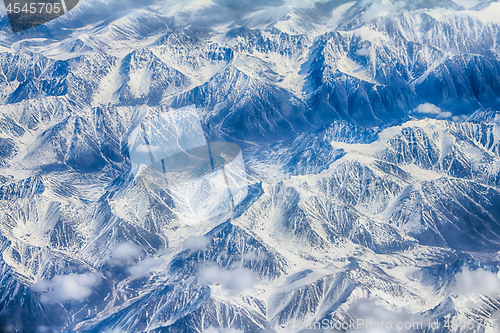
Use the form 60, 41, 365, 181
169, 65, 313, 142
117, 49, 190, 106
1, 1, 499, 135
0, 0, 500, 332
303, 14, 500, 126
169, 221, 289, 280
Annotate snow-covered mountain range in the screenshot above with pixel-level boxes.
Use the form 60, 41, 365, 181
0, 0, 500, 332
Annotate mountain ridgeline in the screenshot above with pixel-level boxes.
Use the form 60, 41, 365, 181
0, 0, 500, 332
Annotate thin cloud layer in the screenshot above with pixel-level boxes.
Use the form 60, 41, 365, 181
347, 297, 426, 333
128, 257, 165, 277
199, 265, 259, 296
360, 0, 405, 23
451, 267, 500, 297
32, 272, 100, 303
109, 241, 165, 278
182, 235, 211, 251
112, 241, 143, 262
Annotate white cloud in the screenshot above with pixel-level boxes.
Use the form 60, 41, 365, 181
182, 236, 211, 252
112, 241, 143, 261
451, 267, 500, 297
356, 46, 371, 56
416, 103, 441, 114
347, 298, 427, 333
413, 103, 452, 119
199, 265, 259, 296
128, 257, 165, 277
360, 0, 404, 23
32, 273, 100, 304
110, 242, 165, 277
438, 112, 453, 119
453, 0, 480, 10
464, 3, 500, 24
202, 327, 244, 333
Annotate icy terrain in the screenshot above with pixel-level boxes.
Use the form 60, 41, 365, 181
0, 0, 500, 332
